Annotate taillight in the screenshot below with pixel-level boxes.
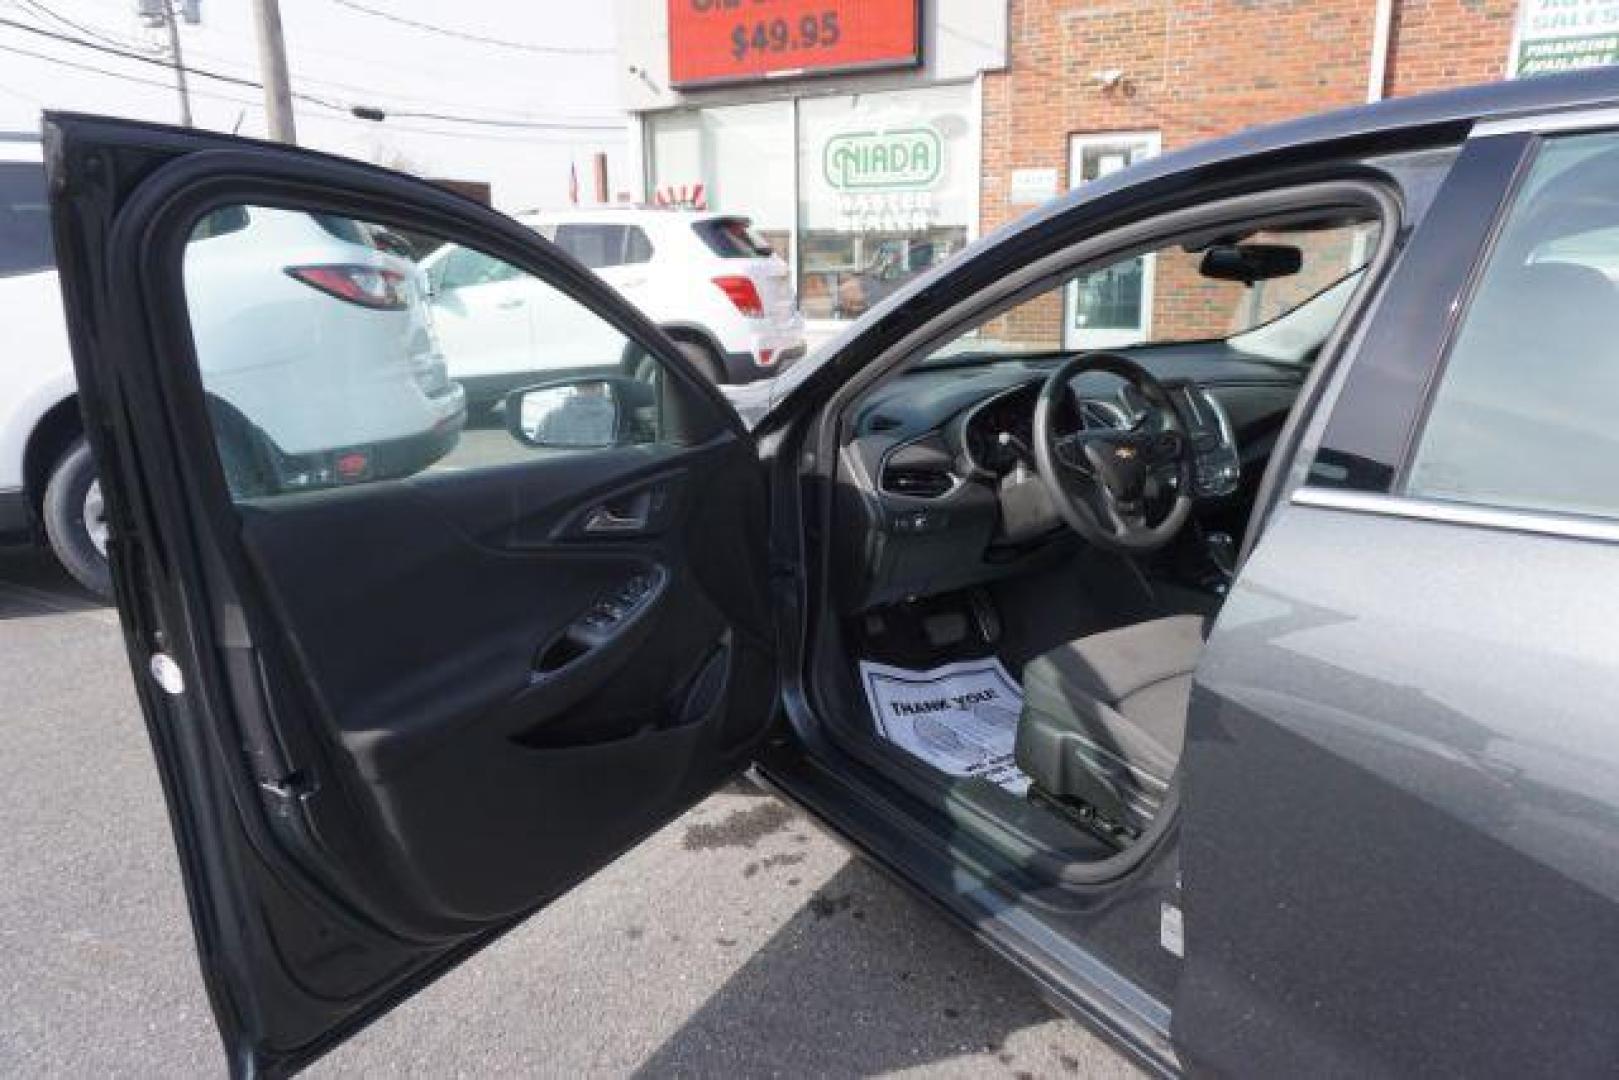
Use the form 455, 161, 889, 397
712, 275, 764, 317
285, 265, 409, 310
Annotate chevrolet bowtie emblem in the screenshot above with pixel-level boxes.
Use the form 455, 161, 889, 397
1114, 445, 1137, 460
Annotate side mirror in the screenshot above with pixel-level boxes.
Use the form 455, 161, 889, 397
504, 376, 653, 449
1199, 243, 1303, 284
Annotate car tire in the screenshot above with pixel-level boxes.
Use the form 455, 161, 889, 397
674, 339, 724, 384
41, 438, 113, 598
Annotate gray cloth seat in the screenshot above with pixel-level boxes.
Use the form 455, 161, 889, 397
1015, 615, 1207, 832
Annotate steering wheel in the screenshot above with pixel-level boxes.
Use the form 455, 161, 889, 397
1031, 352, 1194, 553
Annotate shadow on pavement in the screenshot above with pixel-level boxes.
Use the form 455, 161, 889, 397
0, 546, 108, 620
631, 858, 1058, 1078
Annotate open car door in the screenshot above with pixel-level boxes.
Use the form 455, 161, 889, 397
45, 114, 779, 1076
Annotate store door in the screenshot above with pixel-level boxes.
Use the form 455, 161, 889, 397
1064, 131, 1162, 349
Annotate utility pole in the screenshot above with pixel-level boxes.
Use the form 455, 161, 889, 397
139, 0, 197, 127
161, 4, 191, 127
251, 0, 297, 144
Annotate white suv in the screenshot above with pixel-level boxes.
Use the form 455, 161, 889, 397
0, 134, 464, 595
422, 208, 805, 406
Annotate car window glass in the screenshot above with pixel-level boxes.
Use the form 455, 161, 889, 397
0, 161, 54, 277
181, 205, 668, 502
693, 218, 773, 259
920, 215, 1380, 364
555, 223, 628, 269
624, 226, 654, 264
1409, 132, 1619, 519
191, 205, 250, 241
435, 244, 519, 290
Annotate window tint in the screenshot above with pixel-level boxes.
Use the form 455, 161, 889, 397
624, 225, 653, 264
1408, 133, 1619, 519
693, 217, 773, 259
555, 223, 631, 269
0, 161, 53, 277
434, 245, 519, 290
191, 205, 250, 241
182, 205, 666, 502
312, 212, 372, 246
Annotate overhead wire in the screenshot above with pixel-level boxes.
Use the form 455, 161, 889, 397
327, 0, 613, 57
0, 15, 624, 131
0, 40, 614, 145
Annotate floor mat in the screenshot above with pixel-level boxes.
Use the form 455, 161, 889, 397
857, 658, 1030, 795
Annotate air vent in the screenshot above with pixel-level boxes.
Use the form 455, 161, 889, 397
881, 435, 957, 499
882, 467, 955, 498
867, 414, 903, 432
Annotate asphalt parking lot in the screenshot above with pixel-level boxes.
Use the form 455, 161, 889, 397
0, 544, 1134, 1077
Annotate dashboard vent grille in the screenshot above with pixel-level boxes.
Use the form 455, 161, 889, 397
882, 467, 955, 498
881, 434, 957, 499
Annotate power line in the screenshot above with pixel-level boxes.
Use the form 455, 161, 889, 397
0, 39, 262, 104
7, 3, 622, 125
328, 0, 612, 57
176, 39, 614, 120
0, 39, 619, 146
15, 0, 156, 54
0, 15, 624, 130
0, 15, 292, 92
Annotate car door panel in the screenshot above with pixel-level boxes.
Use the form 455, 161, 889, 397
47, 114, 776, 1074
1179, 504, 1619, 1077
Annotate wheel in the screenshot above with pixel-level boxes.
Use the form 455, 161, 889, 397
674, 339, 724, 384
41, 438, 112, 598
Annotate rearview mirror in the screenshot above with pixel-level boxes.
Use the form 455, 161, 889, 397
1199, 243, 1302, 284
504, 377, 653, 449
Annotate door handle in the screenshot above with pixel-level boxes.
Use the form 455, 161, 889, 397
579, 486, 665, 535
586, 505, 647, 534
496, 297, 527, 310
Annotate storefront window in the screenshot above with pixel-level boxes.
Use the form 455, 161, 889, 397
1065, 132, 1161, 348
644, 84, 978, 325
796, 84, 977, 320
647, 102, 795, 260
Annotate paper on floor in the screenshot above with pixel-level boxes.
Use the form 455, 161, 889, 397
857, 657, 1030, 795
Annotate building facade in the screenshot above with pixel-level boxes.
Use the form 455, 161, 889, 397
620, 0, 1600, 340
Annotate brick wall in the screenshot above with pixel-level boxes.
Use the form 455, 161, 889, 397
979, 0, 1516, 344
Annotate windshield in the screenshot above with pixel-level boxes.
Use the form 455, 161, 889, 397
922, 215, 1380, 366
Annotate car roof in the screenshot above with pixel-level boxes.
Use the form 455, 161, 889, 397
1016, 67, 1619, 239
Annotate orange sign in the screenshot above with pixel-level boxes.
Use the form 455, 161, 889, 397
668, 0, 920, 88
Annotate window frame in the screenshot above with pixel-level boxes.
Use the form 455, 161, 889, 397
1393, 123, 1619, 526
1299, 114, 1619, 546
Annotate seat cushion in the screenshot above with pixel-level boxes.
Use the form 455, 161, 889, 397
1015, 615, 1206, 831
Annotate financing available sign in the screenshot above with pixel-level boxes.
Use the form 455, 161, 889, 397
1513, 0, 1619, 76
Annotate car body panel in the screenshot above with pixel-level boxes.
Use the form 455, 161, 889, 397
1181, 500, 1619, 1075
524, 208, 807, 382
0, 269, 73, 491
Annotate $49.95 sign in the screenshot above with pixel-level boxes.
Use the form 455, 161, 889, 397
667, 0, 921, 88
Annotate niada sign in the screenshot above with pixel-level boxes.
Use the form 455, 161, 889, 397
824, 128, 943, 191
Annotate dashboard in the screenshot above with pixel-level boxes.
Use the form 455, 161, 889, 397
834, 343, 1304, 611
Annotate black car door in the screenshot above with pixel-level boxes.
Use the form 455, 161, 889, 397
46, 113, 778, 1076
